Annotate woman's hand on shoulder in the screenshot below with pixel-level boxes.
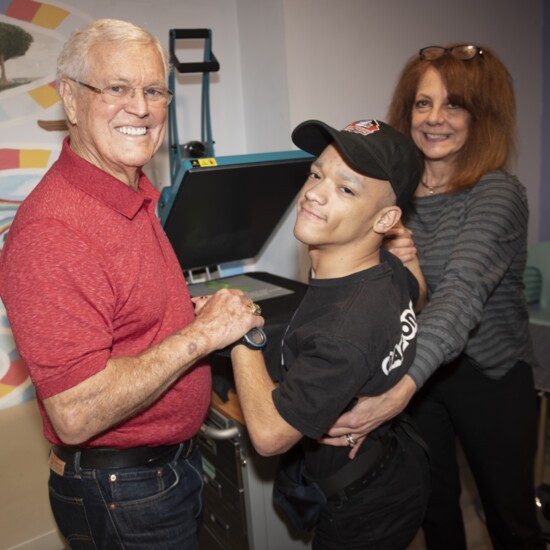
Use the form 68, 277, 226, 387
384, 222, 427, 311
383, 222, 417, 264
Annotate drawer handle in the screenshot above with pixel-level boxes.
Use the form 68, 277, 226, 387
200, 424, 240, 440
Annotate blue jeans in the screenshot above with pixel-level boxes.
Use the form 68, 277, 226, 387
48, 444, 204, 549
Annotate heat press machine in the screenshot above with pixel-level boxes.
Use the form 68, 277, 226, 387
160, 29, 313, 550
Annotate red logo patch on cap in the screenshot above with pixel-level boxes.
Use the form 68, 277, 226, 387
343, 120, 380, 136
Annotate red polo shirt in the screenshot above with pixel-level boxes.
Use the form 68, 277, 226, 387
0, 138, 211, 447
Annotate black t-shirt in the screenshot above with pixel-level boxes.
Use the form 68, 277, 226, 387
272, 249, 418, 479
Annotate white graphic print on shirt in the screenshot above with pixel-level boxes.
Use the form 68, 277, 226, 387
381, 301, 417, 375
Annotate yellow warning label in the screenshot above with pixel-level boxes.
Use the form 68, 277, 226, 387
191, 158, 218, 167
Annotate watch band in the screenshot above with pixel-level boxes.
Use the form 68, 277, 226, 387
216, 327, 267, 357
240, 326, 267, 350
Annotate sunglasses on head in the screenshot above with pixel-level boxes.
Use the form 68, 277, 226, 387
419, 45, 483, 61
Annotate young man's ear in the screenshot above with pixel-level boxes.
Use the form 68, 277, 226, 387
373, 205, 402, 235
59, 79, 78, 126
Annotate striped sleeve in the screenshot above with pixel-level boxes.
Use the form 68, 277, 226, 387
407, 173, 529, 388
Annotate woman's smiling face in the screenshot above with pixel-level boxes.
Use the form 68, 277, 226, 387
411, 66, 471, 164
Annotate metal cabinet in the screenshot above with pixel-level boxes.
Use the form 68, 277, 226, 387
198, 407, 311, 550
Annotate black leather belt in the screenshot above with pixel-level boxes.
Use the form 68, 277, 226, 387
315, 433, 398, 501
52, 438, 195, 469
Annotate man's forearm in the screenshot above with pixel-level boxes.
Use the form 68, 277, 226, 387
44, 289, 261, 445
44, 322, 214, 445
231, 346, 301, 456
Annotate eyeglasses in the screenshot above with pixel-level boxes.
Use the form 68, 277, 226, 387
69, 78, 173, 105
419, 45, 483, 61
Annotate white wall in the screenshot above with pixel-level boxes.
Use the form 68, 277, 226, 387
235, 0, 292, 153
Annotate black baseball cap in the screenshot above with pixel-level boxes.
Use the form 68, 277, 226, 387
291, 119, 422, 209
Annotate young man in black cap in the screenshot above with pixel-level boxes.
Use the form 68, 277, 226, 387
212, 119, 430, 548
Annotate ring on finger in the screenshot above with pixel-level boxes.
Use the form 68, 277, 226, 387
345, 433, 356, 447
249, 302, 262, 316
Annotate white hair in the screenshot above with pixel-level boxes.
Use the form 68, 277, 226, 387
56, 19, 170, 94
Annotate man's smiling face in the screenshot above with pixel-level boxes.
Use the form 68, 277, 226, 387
62, 40, 168, 187
294, 144, 395, 252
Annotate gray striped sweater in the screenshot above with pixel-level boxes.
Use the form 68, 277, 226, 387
404, 170, 537, 388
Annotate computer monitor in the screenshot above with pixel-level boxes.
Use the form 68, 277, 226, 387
160, 151, 313, 271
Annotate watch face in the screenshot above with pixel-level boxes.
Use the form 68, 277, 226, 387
244, 327, 267, 348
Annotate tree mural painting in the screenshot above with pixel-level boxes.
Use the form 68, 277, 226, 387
0, 21, 34, 86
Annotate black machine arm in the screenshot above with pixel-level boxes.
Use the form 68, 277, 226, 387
167, 28, 219, 187
169, 29, 220, 74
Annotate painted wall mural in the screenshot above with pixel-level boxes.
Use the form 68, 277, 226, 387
0, 0, 92, 409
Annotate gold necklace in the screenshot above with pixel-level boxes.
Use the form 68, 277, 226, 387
419, 180, 447, 195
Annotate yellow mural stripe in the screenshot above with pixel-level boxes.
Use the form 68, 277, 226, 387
0, 383, 14, 397
32, 3, 70, 30
19, 149, 51, 169
28, 83, 60, 109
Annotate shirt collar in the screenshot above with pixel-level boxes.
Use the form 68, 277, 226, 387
56, 137, 159, 219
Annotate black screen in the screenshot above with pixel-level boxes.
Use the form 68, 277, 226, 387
162, 156, 312, 271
